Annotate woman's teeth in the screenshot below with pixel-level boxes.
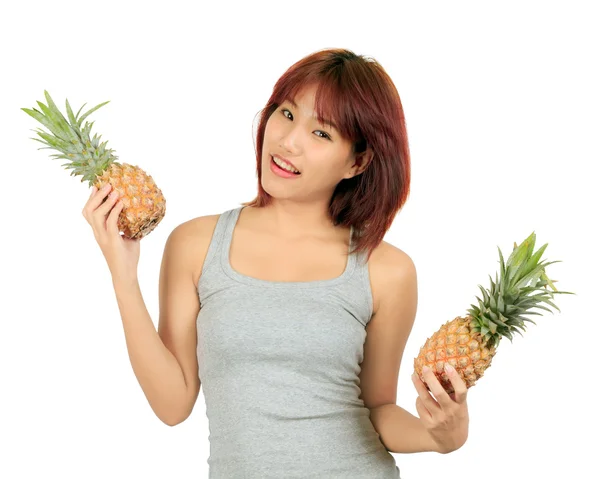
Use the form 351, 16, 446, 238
272, 156, 300, 174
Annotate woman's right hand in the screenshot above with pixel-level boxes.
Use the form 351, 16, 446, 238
82, 183, 141, 284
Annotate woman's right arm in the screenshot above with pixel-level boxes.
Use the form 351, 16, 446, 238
113, 217, 213, 426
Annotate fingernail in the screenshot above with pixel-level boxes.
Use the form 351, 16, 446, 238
422, 366, 430, 373
444, 363, 453, 373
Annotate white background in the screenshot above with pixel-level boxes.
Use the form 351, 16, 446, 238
1, 1, 597, 478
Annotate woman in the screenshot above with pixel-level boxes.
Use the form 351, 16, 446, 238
83, 48, 469, 478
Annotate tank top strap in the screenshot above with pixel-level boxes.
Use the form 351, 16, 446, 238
220, 206, 242, 266
199, 207, 238, 280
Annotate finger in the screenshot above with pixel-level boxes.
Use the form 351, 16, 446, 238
421, 367, 454, 410
83, 184, 112, 219
83, 185, 100, 218
93, 183, 114, 206
107, 199, 124, 235
95, 189, 120, 220
415, 396, 432, 422
92, 190, 120, 233
444, 363, 468, 404
412, 373, 440, 416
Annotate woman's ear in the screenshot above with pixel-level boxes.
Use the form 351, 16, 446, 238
345, 148, 374, 179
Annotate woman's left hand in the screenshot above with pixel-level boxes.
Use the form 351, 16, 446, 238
411, 364, 469, 454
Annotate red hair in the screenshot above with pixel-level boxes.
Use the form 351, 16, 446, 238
241, 48, 411, 260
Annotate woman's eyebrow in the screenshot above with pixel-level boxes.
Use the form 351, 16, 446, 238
286, 99, 339, 131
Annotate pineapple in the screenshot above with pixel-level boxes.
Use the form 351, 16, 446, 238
22, 90, 166, 240
414, 232, 574, 395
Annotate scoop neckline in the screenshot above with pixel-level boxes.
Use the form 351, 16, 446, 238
220, 206, 356, 288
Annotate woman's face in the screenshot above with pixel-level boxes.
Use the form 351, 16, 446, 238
261, 83, 369, 203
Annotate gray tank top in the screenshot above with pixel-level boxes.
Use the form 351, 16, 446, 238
196, 206, 401, 478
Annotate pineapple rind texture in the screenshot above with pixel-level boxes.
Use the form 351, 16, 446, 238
414, 232, 574, 395
413, 316, 496, 395
94, 163, 166, 240
22, 90, 166, 239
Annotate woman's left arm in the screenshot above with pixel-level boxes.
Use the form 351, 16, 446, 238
369, 402, 441, 454
361, 244, 469, 455
370, 365, 469, 455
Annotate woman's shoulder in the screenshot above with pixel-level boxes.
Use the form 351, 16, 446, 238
177, 212, 222, 236
367, 240, 416, 316
369, 240, 413, 267
167, 213, 223, 287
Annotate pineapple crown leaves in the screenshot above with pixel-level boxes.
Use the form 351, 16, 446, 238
467, 231, 575, 350
21, 90, 119, 187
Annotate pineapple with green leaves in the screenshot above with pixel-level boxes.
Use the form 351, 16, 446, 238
22, 90, 166, 239
414, 232, 574, 394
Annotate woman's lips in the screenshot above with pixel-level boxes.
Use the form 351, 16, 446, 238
270, 156, 301, 178
272, 154, 300, 173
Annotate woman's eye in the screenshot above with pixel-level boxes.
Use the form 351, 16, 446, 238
281, 108, 331, 140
